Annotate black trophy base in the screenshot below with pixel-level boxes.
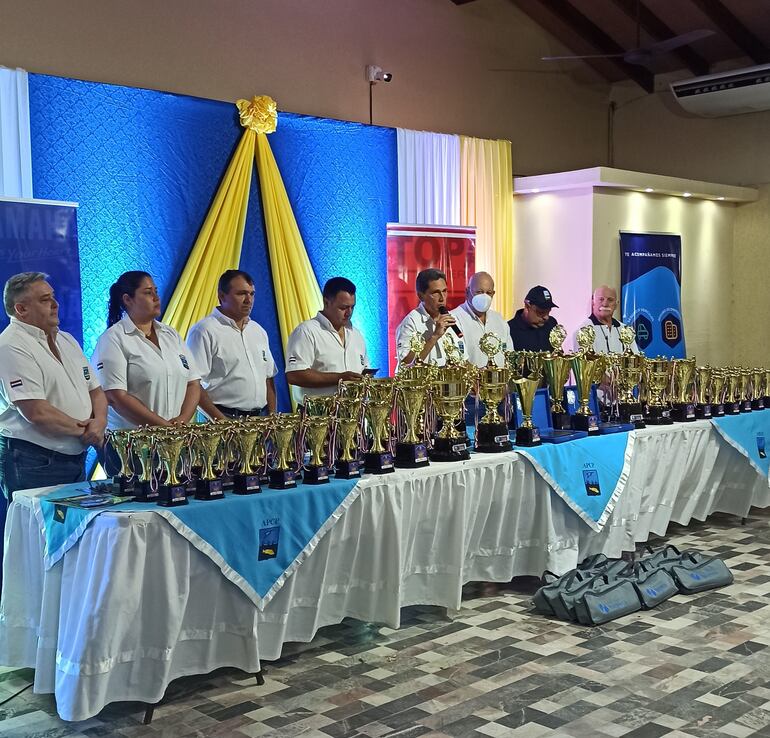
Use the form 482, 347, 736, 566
515, 426, 542, 447
695, 403, 712, 419
671, 403, 696, 423
303, 465, 330, 485
394, 443, 429, 468
335, 459, 361, 479
551, 411, 572, 431
429, 437, 470, 462
571, 413, 600, 433
644, 406, 673, 425
752, 398, 766, 411
132, 480, 158, 501
157, 483, 188, 507
475, 422, 512, 453
724, 402, 741, 415
364, 451, 395, 474
112, 475, 135, 495
221, 473, 235, 490
618, 403, 646, 429
741, 400, 753, 413
712, 403, 725, 417
269, 468, 297, 489
195, 478, 225, 500
233, 473, 261, 495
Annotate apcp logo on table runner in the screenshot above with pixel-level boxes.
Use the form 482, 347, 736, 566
258, 520, 280, 560
757, 433, 766, 459
582, 464, 601, 497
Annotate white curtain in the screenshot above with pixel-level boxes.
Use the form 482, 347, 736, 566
397, 128, 460, 225
0, 67, 33, 198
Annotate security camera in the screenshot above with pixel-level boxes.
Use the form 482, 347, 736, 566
366, 65, 393, 83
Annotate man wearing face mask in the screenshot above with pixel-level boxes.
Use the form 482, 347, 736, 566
451, 272, 508, 367
508, 285, 559, 351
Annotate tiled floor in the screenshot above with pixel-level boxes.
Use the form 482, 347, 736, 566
2, 509, 770, 738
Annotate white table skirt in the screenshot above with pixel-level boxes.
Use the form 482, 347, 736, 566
1, 420, 767, 721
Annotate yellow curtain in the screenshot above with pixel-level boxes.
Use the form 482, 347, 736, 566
163, 128, 256, 336
459, 137, 514, 319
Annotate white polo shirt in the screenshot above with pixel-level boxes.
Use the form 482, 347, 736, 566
187, 308, 277, 411
0, 319, 100, 455
395, 304, 467, 367
573, 317, 640, 355
450, 302, 509, 368
286, 312, 369, 402
92, 316, 200, 429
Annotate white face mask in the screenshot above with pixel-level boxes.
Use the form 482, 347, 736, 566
471, 293, 492, 313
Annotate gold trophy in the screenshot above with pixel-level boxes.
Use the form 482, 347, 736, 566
739, 367, 753, 413
764, 368, 770, 409
232, 417, 269, 494
429, 363, 473, 461
268, 413, 302, 489
363, 377, 396, 473
154, 428, 189, 506
131, 427, 159, 500
510, 366, 543, 446
394, 359, 432, 467
752, 368, 766, 411
709, 367, 726, 417
694, 365, 713, 419
192, 423, 226, 500
570, 326, 605, 433
334, 380, 365, 478
670, 358, 697, 422
615, 326, 645, 427
643, 356, 673, 425
105, 429, 135, 495
302, 395, 336, 484
723, 367, 741, 415
475, 333, 512, 452
542, 325, 574, 430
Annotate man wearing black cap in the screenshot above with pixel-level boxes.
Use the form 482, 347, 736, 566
508, 285, 559, 351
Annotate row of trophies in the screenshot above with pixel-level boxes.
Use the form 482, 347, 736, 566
105, 325, 770, 505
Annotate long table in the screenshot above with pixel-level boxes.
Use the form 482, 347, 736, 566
1, 420, 768, 721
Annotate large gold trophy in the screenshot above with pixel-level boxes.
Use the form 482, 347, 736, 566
334, 380, 365, 478
570, 326, 605, 433
131, 427, 159, 500
429, 363, 473, 461
105, 429, 136, 495
710, 367, 726, 417
670, 358, 697, 422
192, 423, 226, 500
475, 332, 512, 452
615, 326, 646, 427
694, 365, 713, 419
268, 413, 302, 489
302, 395, 336, 484
232, 417, 270, 494
154, 427, 190, 506
508, 350, 543, 446
751, 368, 766, 411
643, 357, 674, 425
363, 377, 396, 473
542, 325, 573, 430
393, 335, 431, 467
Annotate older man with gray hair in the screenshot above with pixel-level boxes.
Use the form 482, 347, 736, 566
0, 272, 107, 500
573, 285, 639, 354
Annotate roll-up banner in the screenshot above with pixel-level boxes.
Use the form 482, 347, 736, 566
620, 231, 685, 358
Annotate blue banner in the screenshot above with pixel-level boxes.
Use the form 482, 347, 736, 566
620, 232, 685, 358
711, 413, 770, 483
0, 199, 82, 342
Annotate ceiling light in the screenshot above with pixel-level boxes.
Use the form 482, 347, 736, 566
644, 188, 654, 192
717, 196, 725, 200
683, 192, 692, 197
531, 188, 540, 193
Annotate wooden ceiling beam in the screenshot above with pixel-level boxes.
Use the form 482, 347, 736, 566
689, 0, 769, 64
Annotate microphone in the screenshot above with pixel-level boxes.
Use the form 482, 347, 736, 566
438, 305, 463, 339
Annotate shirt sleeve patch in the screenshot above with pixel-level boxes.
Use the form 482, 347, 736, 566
9, 379, 23, 388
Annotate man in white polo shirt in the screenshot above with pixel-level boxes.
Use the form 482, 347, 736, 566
0, 272, 107, 500
450, 271, 509, 367
188, 270, 277, 418
285, 277, 369, 403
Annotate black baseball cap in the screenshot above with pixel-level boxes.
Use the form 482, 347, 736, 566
525, 285, 558, 309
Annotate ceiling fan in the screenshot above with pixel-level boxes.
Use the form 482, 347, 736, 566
540, 0, 715, 68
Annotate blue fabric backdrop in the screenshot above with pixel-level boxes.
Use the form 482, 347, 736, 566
28, 74, 397, 409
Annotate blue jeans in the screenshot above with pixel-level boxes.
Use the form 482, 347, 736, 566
0, 437, 86, 502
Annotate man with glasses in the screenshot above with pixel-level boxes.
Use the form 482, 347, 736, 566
507, 285, 559, 351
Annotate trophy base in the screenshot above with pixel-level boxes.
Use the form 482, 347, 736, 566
429, 437, 469, 462
221, 473, 235, 490
157, 483, 188, 507
132, 480, 158, 501
335, 459, 361, 479
269, 469, 297, 489
112, 475, 135, 495
195, 478, 225, 500
618, 403, 646, 429
232, 473, 261, 495
551, 412, 572, 430
695, 403, 712, 419
571, 414, 600, 433
303, 465, 330, 485
475, 423, 512, 453
645, 407, 673, 425
364, 451, 395, 474
515, 426, 541, 447
598, 422, 634, 435
741, 400, 753, 413
712, 403, 725, 417
671, 403, 696, 423
752, 398, 765, 411
394, 443, 429, 468
723, 402, 741, 415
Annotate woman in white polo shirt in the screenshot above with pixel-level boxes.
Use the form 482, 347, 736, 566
92, 271, 200, 431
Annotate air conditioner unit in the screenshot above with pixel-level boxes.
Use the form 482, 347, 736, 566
670, 64, 770, 117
